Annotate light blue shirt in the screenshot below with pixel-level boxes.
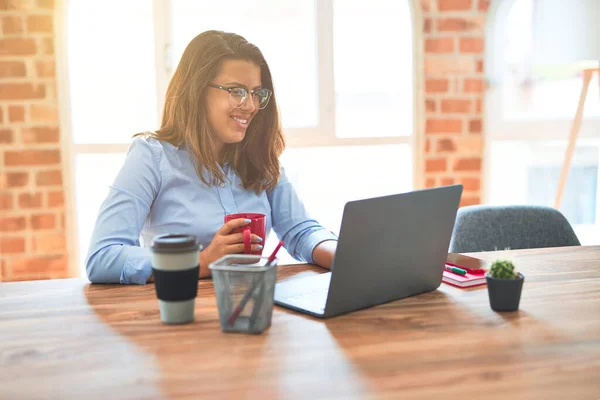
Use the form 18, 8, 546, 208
85, 137, 338, 284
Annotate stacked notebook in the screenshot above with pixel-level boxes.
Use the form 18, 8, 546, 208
442, 253, 488, 288
442, 266, 486, 288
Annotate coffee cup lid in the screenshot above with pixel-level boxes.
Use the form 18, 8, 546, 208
150, 234, 199, 254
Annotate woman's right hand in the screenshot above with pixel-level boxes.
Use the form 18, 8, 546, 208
199, 218, 263, 277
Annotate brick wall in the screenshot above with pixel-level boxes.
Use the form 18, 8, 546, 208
0, 0, 69, 281
420, 0, 489, 207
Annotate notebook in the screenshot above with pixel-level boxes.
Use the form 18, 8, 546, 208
442, 265, 487, 288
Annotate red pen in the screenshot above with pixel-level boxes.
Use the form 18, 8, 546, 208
267, 240, 284, 266
446, 262, 485, 274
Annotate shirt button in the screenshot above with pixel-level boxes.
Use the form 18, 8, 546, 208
220, 182, 225, 188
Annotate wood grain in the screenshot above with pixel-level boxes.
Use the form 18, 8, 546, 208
0, 246, 599, 399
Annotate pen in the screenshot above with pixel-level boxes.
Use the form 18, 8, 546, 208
445, 265, 467, 276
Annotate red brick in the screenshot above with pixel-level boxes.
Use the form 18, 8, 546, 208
47, 190, 63, 207
0, 0, 33, 10
436, 138, 456, 152
0, 83, 45, 100
459, 177, 480, 191
0, 193, 12, 210
425, 79, 449, 93
0, 237, 26, 254
41, 37, 54, 54
30, 104, 58, 122
36, 0, 54, 9
0, 128, 13, 143
476, 59, 484, 73
426, 38, 454, 53
425, 177, 436, 188
464, 78, 484, 92
1, 15, 23, 34
425, 57, 474, 75
0, 61, 26, 77
441, 177, 455, 186
0, 216, 26, 231
22, 127, 59, 144
26, 14, 53, 33
426, 119, 462, 134
454, 137, 483, 153
5, 150, 60, 166
460, 37, 484, 53
18, 192, 43, 208
460, 196, 480, 207
0, 107, 3, 123
7, 255, 68, 277
30, 213, 55, 230
0, 38, 36, 56
426, 158, 447, 173
8, 105, 25, 122
36, 169, 62, 186
1, 172, 28, 188
475, 98, 482, 113
423, 18, 432, 33
33, 232, 65, 253
439, 0, 472, 11
426, 99, 436, 113
454, 157, 481, 171
35, 60, 55, 78
478, 0, 490, 12
469, 119, 482, 133
441, 99, 471, 113
437, 17, 483, 32
420, 0, 433, 12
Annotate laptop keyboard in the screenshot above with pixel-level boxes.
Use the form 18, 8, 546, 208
285, 290, 328, 311
276, 272, 331, 313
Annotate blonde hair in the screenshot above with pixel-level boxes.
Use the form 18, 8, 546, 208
136, 30, 285, 193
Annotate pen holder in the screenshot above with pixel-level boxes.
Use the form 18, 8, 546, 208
209, 255, 278, 334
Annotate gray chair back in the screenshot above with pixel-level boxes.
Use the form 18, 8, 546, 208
449, 205, 580, 253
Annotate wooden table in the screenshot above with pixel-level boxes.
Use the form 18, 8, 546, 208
1, 246, 599, 399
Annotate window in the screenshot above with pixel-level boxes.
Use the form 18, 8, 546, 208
169, 1, 319, 129
66, 0, 158, 274
66, 0, 416, 271
486, 0, 600, 245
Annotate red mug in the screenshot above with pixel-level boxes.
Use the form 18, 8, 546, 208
224, 213, 267, 255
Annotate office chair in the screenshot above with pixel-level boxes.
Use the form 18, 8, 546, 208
449, 205, 580, 253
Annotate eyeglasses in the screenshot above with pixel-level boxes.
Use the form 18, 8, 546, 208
208, 83, 272, 110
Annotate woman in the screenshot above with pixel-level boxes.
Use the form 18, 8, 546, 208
85, 30, 338, 284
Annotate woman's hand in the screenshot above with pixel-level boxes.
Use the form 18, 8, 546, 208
198, 218, 263, 278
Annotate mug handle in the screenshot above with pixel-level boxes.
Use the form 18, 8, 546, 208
243, 227, 252, 254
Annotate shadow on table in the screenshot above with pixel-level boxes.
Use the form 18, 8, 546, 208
83, 282, 274, 399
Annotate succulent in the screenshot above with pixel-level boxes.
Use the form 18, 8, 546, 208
488, 260, 519, 279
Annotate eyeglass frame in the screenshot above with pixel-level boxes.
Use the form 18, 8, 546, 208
207, 83, 272, 110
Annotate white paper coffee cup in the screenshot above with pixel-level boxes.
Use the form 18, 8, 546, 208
150, 234, 200, 324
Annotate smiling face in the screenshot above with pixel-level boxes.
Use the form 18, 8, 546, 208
206, 59, 262, 156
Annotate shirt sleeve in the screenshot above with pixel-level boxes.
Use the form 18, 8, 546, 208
268, 166, 338, 264
85, 138, 162, 284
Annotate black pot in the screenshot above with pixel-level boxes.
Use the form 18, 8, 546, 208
486, 273, 524, 312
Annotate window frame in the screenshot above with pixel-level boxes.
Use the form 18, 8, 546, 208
483, 0, 600, 228
57, 0, 424, 276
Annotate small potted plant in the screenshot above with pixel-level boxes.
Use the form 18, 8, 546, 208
486, 260, 524, 312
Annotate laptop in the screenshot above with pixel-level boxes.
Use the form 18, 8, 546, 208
274, 184, 463, 318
